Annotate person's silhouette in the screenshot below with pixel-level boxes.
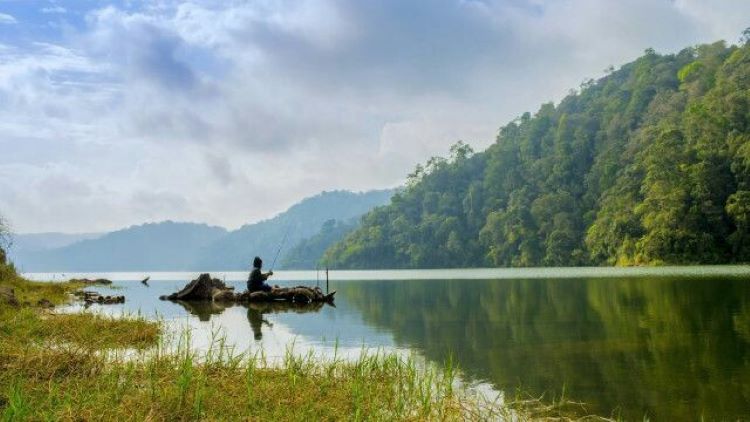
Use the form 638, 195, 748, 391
247, 305, 272, 340
248, 256, 274, 292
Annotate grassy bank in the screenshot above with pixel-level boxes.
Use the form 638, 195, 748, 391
0, 266, 606, 421
0, 311, 480, 420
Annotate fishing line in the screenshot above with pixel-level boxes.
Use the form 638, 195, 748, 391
269, 222, 293, 271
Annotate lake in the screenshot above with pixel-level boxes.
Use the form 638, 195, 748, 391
25, 266, 750, 420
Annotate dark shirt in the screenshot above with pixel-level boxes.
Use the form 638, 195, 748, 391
248, 268, 269, 291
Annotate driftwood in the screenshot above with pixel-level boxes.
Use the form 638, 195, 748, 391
73, 290, 125, 307
159, 273, 335, 304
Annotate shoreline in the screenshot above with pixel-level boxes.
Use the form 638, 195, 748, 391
21, 264, 750, 284
1, 268, 612, 420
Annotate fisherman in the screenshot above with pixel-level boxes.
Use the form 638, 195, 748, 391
248, 256, 274, 292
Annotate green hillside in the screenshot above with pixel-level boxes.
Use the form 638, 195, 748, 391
197, 189, 394, 270
281, 219, 359, 269
325, 40, 750, 268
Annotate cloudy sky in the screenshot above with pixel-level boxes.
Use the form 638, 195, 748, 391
0, 0, 749, 233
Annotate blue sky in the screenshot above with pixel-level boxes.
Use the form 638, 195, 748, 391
1, 0, 749, 233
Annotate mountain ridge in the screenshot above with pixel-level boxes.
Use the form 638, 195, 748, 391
12, 189, 393, 272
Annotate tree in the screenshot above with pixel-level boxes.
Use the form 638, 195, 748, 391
726, 191, 750, 260
0, 215, 10, 265
741, 27, 750, 45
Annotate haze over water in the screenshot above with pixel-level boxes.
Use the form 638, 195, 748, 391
26, 266, 750, 420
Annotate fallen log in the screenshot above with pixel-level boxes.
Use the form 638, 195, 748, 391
159, 273, 335, 304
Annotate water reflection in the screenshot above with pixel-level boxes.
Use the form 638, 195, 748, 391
248, 302, 327, 339
173, 300, 229, 321
52, 272, 750, 420
336, 277, 750, 421
247, 305, 272, 340
173, 300, 330, 340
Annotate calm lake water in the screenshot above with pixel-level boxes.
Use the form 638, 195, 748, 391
25, 266, 750, 420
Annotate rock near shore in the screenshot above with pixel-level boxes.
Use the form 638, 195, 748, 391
73, 290, 125, 306
0, 286, 19, 307
159, 273, 231, 301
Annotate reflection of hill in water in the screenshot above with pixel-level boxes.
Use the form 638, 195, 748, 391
338, 277, 750, 421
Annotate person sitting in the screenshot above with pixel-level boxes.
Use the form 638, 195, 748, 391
248, 256, 274, 292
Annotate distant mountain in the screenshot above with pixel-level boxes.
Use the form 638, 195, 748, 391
13, 189, 394, 272
14, 222, 227, 272
11, 232, 103, 253
197, 189, 394, 270
281, 219, 359, 269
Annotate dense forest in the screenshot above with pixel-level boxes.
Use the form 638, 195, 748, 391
325, 38, 750, 268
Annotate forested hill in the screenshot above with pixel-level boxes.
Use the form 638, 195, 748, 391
198, 189, 394, 270
324, 40, 750, 269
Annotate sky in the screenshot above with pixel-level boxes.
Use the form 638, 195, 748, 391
0, 0, 749, 234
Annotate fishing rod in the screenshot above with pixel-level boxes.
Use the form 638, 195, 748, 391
269, 222, 293, 271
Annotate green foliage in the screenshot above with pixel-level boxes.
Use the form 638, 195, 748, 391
327, 40, 750, 268
678, 61, 703, 83
742, 27, 750, 45
726, 191, 750, 260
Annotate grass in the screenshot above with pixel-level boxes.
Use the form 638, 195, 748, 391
0, 265, 612, 421
0, 264, 87, 306
0, 318, 486, 420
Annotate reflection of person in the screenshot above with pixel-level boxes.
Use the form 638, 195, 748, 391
247, 306, 272, 340
248, 256, 274, 292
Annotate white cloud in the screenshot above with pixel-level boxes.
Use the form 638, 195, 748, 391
674, 0, 750, 43
0, 1, 749, 233
0, 12, 16, 24
41, 6, 66, 14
